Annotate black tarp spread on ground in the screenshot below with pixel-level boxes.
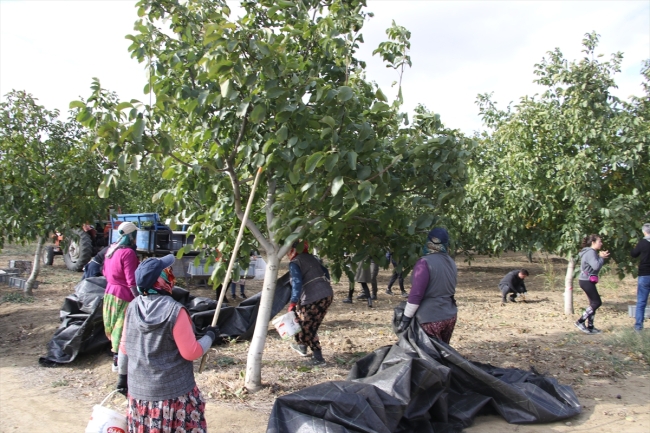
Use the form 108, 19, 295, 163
39, 272, 291, 366
267, 318, 581, 433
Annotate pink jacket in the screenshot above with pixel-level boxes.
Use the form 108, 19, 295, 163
103, 247, 139, 302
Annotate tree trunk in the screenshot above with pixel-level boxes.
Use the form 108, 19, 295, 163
244, 252, 281, 391
25, 236, 45, 296
564, 255, 575, 315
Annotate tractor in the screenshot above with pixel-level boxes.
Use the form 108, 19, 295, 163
43, 213, 196, 272
42, 223, 111, 271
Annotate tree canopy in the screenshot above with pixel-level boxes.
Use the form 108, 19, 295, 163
449, 33, 649, 276
72, 0, 472, 388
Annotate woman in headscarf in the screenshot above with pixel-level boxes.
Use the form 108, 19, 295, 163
117, 254, 219, 433
103, 221, 140, 371
287, 240, 334, 366
396, 227, 458, 344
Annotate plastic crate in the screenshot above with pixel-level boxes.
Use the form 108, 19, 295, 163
8, 277, 38, 290
628, 305, 650, 318
187, 262, 215, 277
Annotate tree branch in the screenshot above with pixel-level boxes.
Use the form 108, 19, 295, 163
265, 178, 276, 239
228, 106, 252, 165
365, 157, 400, 183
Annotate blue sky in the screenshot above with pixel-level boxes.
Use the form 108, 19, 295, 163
1, 1, 648, 134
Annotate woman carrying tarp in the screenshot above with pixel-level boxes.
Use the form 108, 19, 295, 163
103, 222, 140, 371
396, 228, 458, 344
117, 254, 219, 432
575, 234, 609, 334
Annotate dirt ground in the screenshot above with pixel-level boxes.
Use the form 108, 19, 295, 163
0, 244, 648, 432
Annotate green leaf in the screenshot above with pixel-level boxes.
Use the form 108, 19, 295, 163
331, 176, 344, 196
198, 90, 209, 107
162, 167, 176, 180
220, 80, 237, 100
276, 126, 288, 142
289, 170, 300, 184
69, 100, 85, 109
97, 182, 109, 199
337, 86, 353, 102
133, 118, 145, 143
347, 151, 357, 170
305, 152, 324, 173
323, 153, 339, 172
320, 116, 336, 128
115, 102, 133, 111
267, 87, 286, 98
236, 101, 250, 117
250, 105, 267, 123
375, 89, 387, 102
358, 182, 372, 204
341, 201, 359, 220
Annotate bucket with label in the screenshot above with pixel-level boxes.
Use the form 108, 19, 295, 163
85, 390, 127, 433
272, 310, 301, 339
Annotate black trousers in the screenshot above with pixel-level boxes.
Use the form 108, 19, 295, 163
388, 271, 405, 291
578, 279, 602, 326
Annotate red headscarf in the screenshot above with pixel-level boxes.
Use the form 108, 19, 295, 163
288, 240, 309, 260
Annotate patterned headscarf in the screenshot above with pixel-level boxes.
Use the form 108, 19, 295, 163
139, 267, 176, 296
423, 227, 449, 255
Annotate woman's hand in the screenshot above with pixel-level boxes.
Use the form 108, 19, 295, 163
599, 250, 610, 258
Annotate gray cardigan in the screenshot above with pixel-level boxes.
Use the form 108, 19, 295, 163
578, 247, 604, 281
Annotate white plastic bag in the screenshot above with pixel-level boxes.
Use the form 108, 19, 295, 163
85, 390, 127, 433
272, 310, 301, 339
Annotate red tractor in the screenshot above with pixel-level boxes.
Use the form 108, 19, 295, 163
42, 222, 114, 272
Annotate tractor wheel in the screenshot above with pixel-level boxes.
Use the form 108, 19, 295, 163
63, 229, 93, 272
42, 246, 54, 266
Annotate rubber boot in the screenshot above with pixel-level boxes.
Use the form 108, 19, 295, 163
371, 288, 378, 301
342, 288, 354, 303
367, 297, 373, 308
309, 349, 326, 366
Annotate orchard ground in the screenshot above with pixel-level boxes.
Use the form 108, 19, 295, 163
0, 244, 648, 432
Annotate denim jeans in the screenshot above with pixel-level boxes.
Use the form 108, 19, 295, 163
635, 275, 650, 330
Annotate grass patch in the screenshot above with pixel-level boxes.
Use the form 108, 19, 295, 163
0, 293, 34, 304
51, 380, 69, 388
604, 328, 650, 367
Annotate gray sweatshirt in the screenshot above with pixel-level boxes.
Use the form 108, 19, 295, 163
578, 247, 604, 281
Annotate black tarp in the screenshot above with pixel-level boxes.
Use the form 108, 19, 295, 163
39, 272, 292, 366
38, 277, 109, 365
267, 316, 581, 433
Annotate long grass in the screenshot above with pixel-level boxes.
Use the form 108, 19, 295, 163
605, 327, 650, 366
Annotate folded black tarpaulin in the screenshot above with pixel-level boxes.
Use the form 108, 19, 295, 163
267, 319, 581, 433
39, 272, 292, 366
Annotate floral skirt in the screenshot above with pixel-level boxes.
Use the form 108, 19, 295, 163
102, 293, 130, 353
420, 316, 457, 344
127, 385, 207, 433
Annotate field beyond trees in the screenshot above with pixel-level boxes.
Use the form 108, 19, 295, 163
0, 244, 648, 432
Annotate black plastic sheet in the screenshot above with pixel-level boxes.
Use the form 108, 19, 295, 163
191, 272, 291, 340
39, 277, 109, 366
39, 272, 292, 366
267, 315, 581, 433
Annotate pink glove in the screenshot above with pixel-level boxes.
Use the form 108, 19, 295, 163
288, 302, 297, 312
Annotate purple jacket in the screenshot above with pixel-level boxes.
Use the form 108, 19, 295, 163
103, 247, 139, 301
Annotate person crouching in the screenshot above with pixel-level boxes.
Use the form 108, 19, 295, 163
499, 269, 529, 304
287, 240, 333, 366
116, 254, 219, 433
